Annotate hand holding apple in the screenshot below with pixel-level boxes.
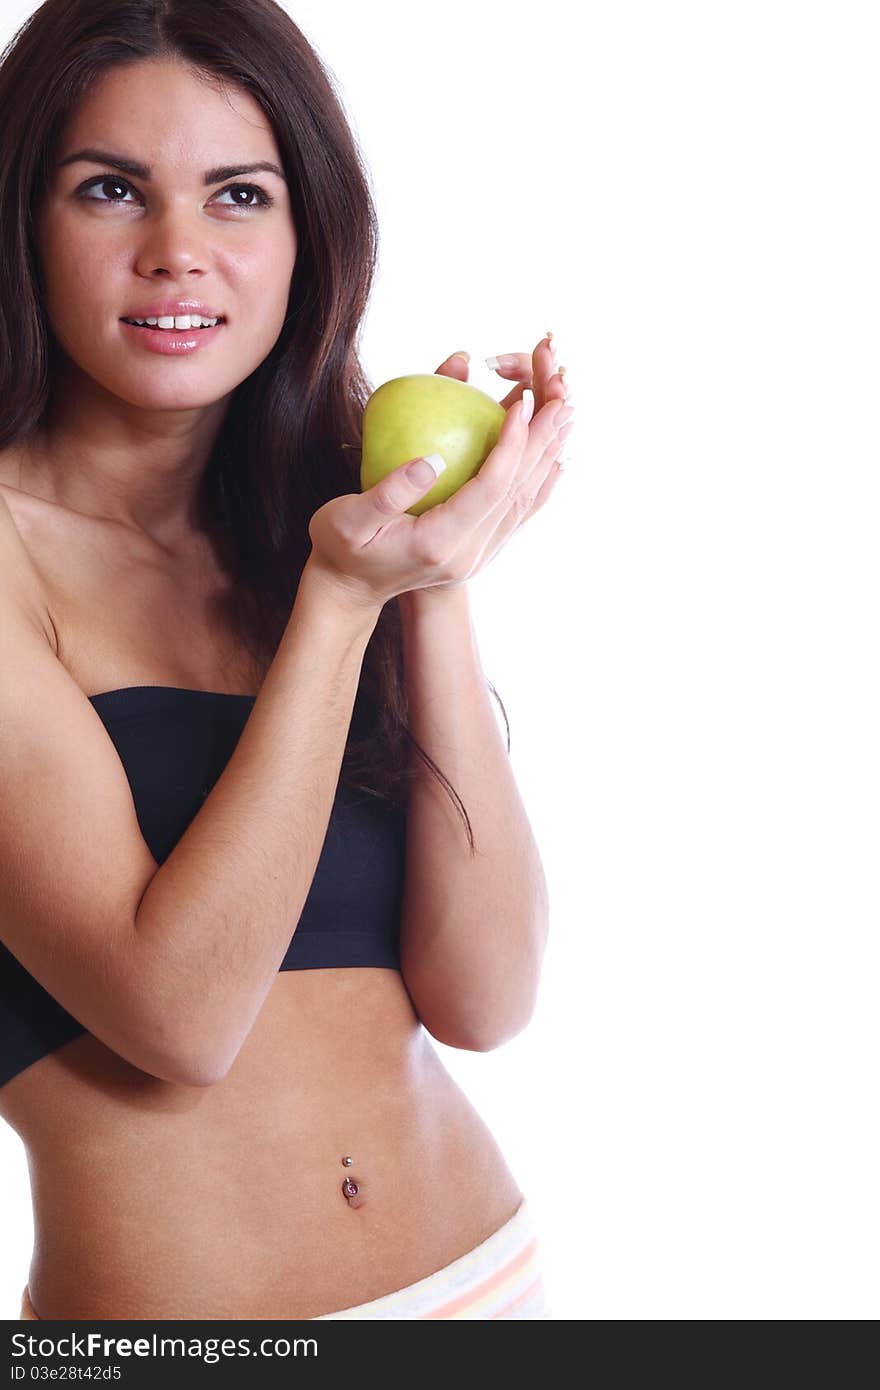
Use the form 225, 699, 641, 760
307, 384, 568, 613
360, 374, 506, 516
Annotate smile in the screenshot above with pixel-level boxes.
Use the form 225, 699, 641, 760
120, 315, 224, 329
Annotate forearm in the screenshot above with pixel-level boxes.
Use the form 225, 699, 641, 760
133, 561, 380, 1081
398, 586, 549, 1051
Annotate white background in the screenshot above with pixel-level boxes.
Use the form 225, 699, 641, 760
1, 0, 877, 1320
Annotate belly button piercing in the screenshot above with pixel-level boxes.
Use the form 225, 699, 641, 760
341, 1155, 365, 1207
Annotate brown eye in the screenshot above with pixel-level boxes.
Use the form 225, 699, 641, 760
214, 183, 274, 209
80, 175, 135, 203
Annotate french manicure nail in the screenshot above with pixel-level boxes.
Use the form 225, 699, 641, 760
485, 354, 518, 370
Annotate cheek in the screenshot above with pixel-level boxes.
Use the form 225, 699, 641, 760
233, 235, 296, 328
39, 217, 123, 325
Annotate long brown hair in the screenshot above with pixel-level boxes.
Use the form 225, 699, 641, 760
0, 0, 510, 853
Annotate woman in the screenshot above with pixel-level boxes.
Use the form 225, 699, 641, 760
0, 0, 573, 1321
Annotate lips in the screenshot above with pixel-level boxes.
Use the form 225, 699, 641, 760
120, 301, 225, 320
118, 317, 224, 355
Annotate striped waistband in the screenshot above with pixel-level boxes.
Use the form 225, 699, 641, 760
315, 1196, 548, 1319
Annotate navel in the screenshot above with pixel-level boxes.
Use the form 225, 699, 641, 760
340, 1154, 366, 1208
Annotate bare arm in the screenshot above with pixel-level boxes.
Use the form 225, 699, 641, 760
397, 585, 549, 1052
132, 561, 381, 1082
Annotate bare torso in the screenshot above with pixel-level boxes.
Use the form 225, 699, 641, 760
0, 449, 522, 1320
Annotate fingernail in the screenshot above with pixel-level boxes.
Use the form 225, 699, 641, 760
407, 453, 447, 486
485, 354, 518, 370
452, 350, 470, 363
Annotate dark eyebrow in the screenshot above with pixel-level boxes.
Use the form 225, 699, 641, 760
56, 148, 286, 184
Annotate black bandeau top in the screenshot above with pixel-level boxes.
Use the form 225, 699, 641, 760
0, 684, 407, 1090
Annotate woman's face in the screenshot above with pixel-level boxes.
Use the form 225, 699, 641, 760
34, 57, 297, 413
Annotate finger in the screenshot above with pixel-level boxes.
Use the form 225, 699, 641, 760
495, 339, 567, 412
529, 456, 564, 514
498, 380, 528, 412
358, 451, 448, 533
487, 351, 533, 410
474, 437, 566, 568
508, 454, 563, 539
518, 403, 574, 491
507, 422, 567, 529
484, 351, 533, 380
413, 391, 565, 551
534, 335, 565, 412
499, 371, 568, 412
435, 350, 470, 380
487, 338, 554, 386
507, 380, 574, 490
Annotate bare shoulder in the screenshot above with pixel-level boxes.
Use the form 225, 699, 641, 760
0, 464, 58, 654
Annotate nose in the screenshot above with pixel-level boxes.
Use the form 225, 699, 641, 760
133, 207, 212, 279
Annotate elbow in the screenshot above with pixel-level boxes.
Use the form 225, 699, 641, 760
463, 974, 545, 1052
124, 935, 239, 1087
467, 1013, 534, 1053
402, 925, 548, 1052
132, 1037, 228, 1088
99, 1006, 224, 1088
429, 1025, 526, 1054
105, 1041, 224, 1089
141, 1018, 237, 1089
168, 1032, 241, 1087
167, 1051, 231, 1088
423, 1006, 535, 1054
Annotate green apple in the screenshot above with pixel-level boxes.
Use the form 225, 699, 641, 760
360, 374, 507, 516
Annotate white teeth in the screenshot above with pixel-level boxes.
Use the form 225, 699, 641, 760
127, 315, 220, 329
